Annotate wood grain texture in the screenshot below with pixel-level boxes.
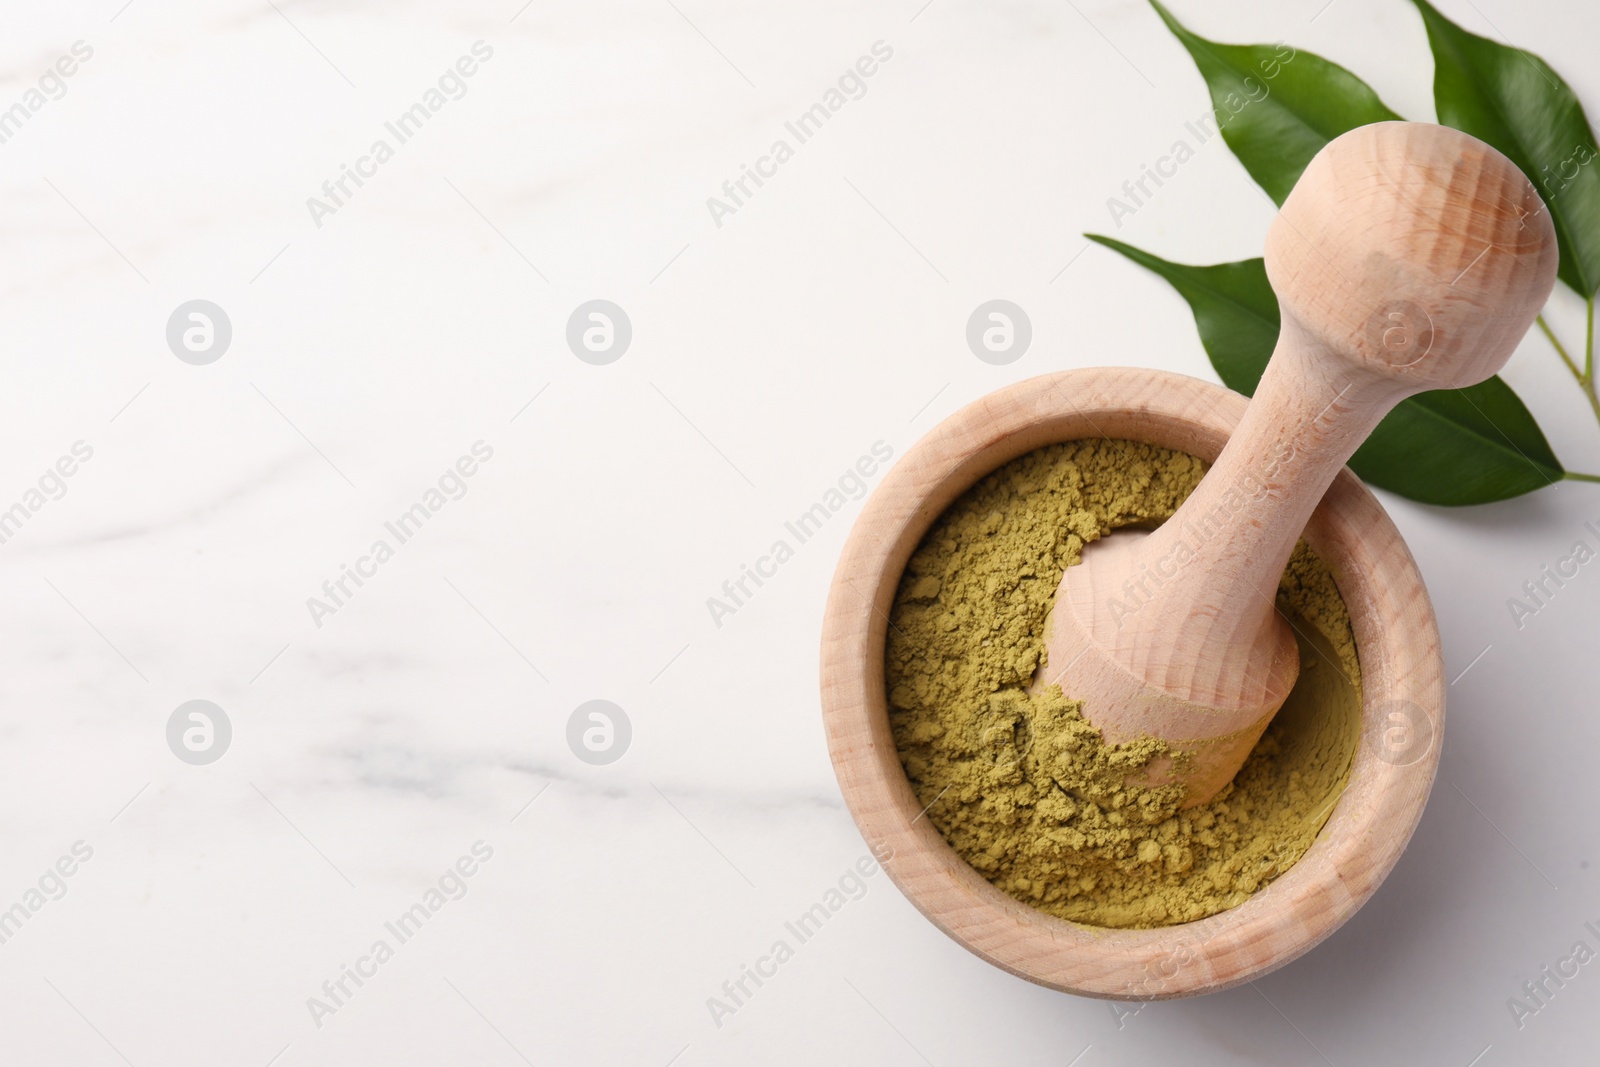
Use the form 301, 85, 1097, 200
1045, 122, 1556, 806
820, 367, 1444, 999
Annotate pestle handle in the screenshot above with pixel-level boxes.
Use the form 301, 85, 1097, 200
1161, 122, 1555, 668
1048, 122, 1558, 807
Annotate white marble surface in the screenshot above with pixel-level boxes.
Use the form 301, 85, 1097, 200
3, 0, 1600, 1063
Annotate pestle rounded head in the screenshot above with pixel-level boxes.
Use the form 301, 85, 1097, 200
1265, 121, 1559, 394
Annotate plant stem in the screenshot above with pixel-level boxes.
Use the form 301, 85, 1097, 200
1586, 296, 1595, 384
1577, 380, 1600, 428
1532, 305, 1600, 489
1538, 313, 1584, 382
1581, 297, 1600, 427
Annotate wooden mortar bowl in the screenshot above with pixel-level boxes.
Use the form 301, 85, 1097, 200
820, 367, 1443, 999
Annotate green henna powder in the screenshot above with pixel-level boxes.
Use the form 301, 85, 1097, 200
886, 439, 1363, 929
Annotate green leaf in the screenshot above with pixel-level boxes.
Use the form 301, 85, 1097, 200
1410, 0, 1600, 297
1087, 234, 1564, 504
1351, 380, 1563, 506
1084, 234, 1278, 394
1149, 0, 1401, 205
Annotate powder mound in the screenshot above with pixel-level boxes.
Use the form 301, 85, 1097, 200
886, 439, 1362, 929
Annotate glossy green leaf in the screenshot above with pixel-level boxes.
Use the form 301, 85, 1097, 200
1411, 0, 1600, 296
1349, 379, 1564, 506
1087, 234, 1564, 504
1085, 234, 1278, 394
1149, 0, 1401, 205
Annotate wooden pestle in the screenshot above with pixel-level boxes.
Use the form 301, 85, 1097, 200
1039, 122, 1558, 807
